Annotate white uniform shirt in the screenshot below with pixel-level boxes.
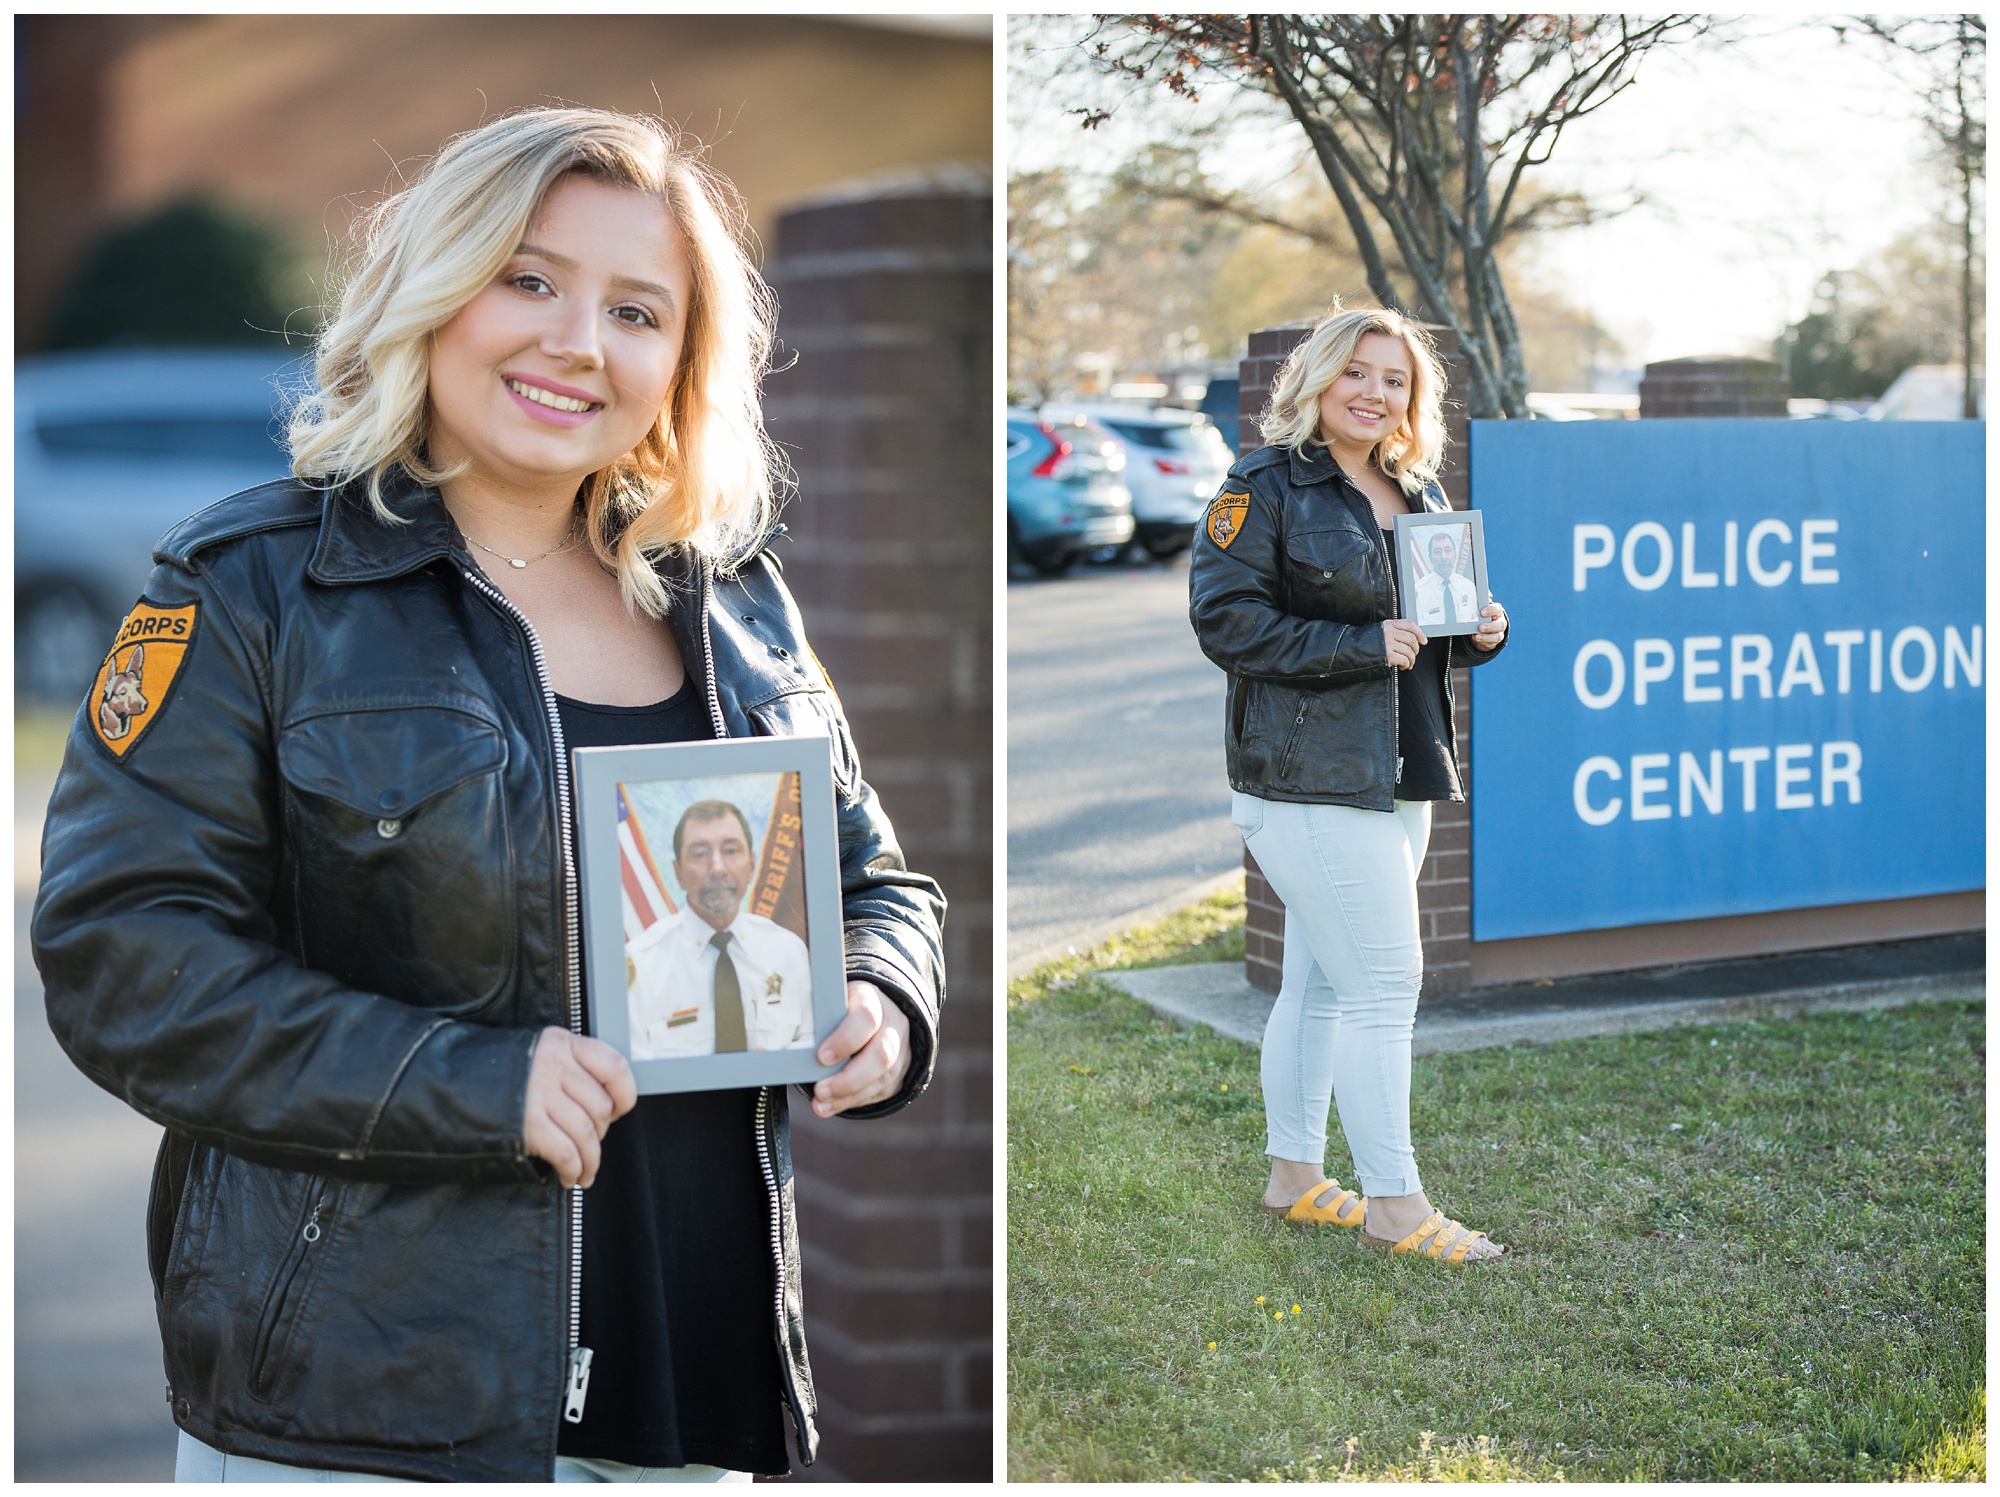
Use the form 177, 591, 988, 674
1447, 572, 1477, 626
626, 906, 815, 1059
1414, 569, 1478, 628
1414, 571, 1444, 626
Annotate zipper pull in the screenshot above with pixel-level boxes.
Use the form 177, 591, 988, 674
563, 1346, 594, 1424
302, 1201, 324, 1244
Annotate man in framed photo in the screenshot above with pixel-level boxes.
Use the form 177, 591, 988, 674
626, 798, 815, 1058
1413, 525, 1478, 629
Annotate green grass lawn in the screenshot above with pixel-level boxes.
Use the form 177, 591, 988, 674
1008, 889, 1986, 1482
16, 704, 74, 780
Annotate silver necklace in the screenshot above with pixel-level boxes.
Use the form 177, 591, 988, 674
461, 511, 581, 570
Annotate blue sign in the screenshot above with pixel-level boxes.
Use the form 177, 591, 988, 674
1470, 420, 1984, 941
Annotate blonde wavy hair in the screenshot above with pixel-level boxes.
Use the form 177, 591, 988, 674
1260, 304, 1448, 497
288, 107, 781, 617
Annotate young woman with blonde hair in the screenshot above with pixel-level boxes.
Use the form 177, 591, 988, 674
34, 107, 944, 1480
1189, 303, 1510, 1263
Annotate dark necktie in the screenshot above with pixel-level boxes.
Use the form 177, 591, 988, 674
711, 929, 746, 1053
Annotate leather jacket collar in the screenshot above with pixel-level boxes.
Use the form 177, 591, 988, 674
307, 468, 464, 586
1288, 441, 1345, 487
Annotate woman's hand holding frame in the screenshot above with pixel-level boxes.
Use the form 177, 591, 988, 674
810, 980, 912, 1117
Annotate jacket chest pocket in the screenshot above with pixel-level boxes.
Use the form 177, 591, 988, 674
745, 689, 859, 798
1283, 526, 1385, 622
277, 705, 514, 1014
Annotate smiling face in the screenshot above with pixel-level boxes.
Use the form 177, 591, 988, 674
673, 809, 757, 931
426, 172, 693, 501
1315, 330, 1414, 457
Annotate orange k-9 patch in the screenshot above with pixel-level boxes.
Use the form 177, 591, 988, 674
90, 600, 199, 758
1207, 490, 1251, 549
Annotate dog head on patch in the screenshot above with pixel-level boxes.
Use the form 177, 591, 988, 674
98, 644, 150, 741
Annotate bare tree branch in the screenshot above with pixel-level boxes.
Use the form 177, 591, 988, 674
1834, 15, 1984, 415
1088, 13, 1705, 416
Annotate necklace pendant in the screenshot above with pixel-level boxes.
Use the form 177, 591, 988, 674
509, 558, 528, 569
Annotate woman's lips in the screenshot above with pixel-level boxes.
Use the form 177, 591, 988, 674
502, 374, 601, 428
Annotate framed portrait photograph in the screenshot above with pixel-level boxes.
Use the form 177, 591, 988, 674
1393, 509, 1492, 637
573, 736, 846, 1094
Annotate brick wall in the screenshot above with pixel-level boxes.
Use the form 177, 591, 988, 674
13, 17, 168, 352
1638, 356, 1790, 417
1233, 317, 1473, 999
762, 174, 991, 1481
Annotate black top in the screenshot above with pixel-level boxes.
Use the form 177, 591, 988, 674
1382, 526, 1460, 802
552, 683, 791, 1476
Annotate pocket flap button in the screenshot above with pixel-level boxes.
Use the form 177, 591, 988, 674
378, 789, 403, 811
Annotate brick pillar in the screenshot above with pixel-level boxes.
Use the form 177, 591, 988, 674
1233, 318, 1474, 998
1418, 327, 1474, 997
15, 18, 124, 351
1638, 356, 1790, 417
763, 170, 991, 1482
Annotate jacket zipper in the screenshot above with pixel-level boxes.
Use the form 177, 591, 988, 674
470, 560, 804, 1448
753, 1087, 787, 1377
458, 565, 592, 1425
696, 556, 727, 739
699, 555, 811, 1460
1371, 499, 1401, 797
249, 1183, 329, 1394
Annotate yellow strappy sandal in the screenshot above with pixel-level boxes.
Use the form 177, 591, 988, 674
1259, 1179, 1366, 1228
1359, 1209, 1505, 1263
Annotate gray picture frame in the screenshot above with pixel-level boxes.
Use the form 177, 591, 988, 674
1393, 508, 1491, 637
573, 735, 845, 1095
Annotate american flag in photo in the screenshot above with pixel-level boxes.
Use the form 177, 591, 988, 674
617, 784, 676, 942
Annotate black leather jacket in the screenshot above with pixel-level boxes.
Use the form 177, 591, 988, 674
1188, 442, 1507, 808
31, 472, 946, 1481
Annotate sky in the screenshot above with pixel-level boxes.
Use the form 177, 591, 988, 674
1010, 16, 1954, 370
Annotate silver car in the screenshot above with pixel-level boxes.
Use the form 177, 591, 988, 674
16, 348, 308, 700
1041, 403, 1232, 558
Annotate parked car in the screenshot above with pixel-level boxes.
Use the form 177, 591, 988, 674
1042, 403, 1233, 558
17, 347, 306, 701
1005, 409, 1134, 576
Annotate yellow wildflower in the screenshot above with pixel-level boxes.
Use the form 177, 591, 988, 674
1292, 1305, 1302, 1314
1207, 1342, 1217, 1351
1255, 1296, 1266, 1304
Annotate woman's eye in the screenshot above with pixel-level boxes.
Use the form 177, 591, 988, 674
509, 272, 553, 295
611, 304, 659, 329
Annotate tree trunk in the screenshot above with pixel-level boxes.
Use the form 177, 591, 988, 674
1961, 127, 1978, 421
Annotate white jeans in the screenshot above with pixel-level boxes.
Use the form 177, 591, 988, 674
1233, 791, 1431, 1196
174, 1430, 749, 1483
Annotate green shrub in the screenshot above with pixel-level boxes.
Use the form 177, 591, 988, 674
43, 197, 313, 350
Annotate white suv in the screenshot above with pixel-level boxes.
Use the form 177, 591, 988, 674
1040, 403, 1233, 558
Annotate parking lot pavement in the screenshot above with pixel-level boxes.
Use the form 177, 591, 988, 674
16, 892, 177, 1482
1007, 557, 1240, 970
